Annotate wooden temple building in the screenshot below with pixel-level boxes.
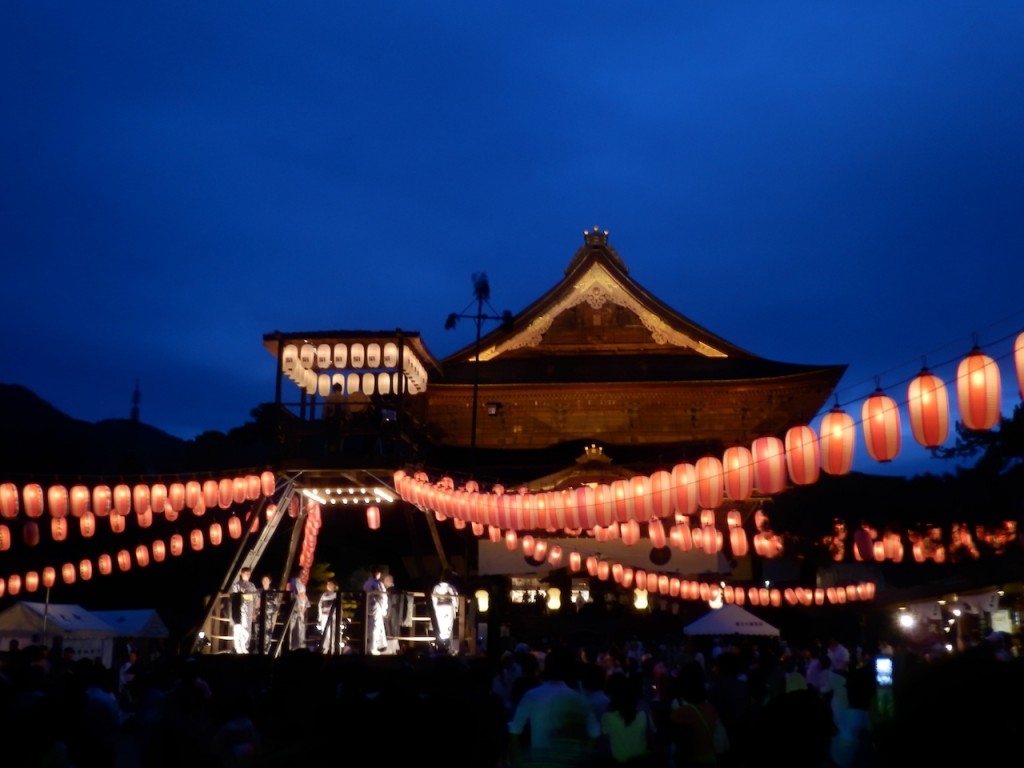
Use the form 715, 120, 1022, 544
206, 228, 848, 655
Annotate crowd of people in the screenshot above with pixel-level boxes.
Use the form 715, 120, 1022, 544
3, 622, 1020, 767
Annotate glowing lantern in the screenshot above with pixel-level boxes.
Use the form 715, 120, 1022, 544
648, 518, 667, 549
150, 483, 167, 513
861, 389, 901, 462
729, 527, 749, 557
245, 475, 260, 502
113, 484, 132, 516
228, 515, 243, 539
610, 479, 630, 522
752, 437, 787, 494
671, 463, 698, 516
190, 529, 205, 551
548, 545, 563, 566
488, 525, 502, 543
695, 456, 724, 509
366, 505, 381, 530
261, 471, 276, 497
957, 347, 1001, 430
784, 425, 820, 486
98, 554, 112, 575
593, 484, 615, 527
80, 512, 96, 538
79, 560, 93, 581
23, 484, 44, 518
69, 485, 90, 517
109, 513, 126, 534
533, 539, 548, 562
702, 525, 720, 554
133, 484, 151, 516
92, 485, 112, 517
586, 555, 599, 576
25, 571, 39, 592
1016, 331, 1024, 400
135, 544, 150, 567
185, 480, 202, 509
170, 534, 184, 556
152, 539, 167, 562
0, 483, 19, 518
229, 477, 245, 506
209, 523, 223, 546
47, 485, 68, 518
723, 446, 754, 501
819, 407, 855, 475
117, 549, 132, 571
7, 574, 22, 595
23, 521, 40, 547
626, 476, 652, 521
51, 517, 68, 542
569, 551, 582, 572
907, 368, 949, 448
597, 560, 610, 581
136, 508, 153, 529
169, 482, 186, 512
62, 563, 76, 584
621, 519, 641, 546
204, 480, 221, 509
505, 530, 518, 551
0, 525, 9, 551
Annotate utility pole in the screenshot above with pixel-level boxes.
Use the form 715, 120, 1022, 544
445, 273, 512, 477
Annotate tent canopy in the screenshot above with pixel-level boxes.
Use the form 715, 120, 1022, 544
683, 603, 780, 637
0, 602, 117, 639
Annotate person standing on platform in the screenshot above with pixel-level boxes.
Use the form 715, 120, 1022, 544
363, 565, 389, 655
230, 567, 259, 654
317, 578, 342, 653
257, 573, 280, 653
432, 570, 459, 654
288, 567, 311, 651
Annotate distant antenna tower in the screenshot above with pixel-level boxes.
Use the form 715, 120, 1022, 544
131, 380, 141, 422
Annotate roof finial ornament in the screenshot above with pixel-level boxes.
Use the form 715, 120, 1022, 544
583, 226, 609, 246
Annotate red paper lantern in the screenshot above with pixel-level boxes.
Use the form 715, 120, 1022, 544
92, 485, 112, 517
109, 512, 126, 534
366, 505, 381, 530
547, 545, 563, 566
190, 529, 205, 551
819, 407, 855, 475
62, 563, 76, 584
862, 389, 901, 462
729, 527, 749, 557
98, 554, 112, 575
695, 456, 724, 509
209, 523, 223, 546
25, 571, 40, 592
113, 484, 132, 516
47, 485, 68, 519
69, 485, 90, 517
150, 483, 167, 513
228, 515, 243, 539
133, 484, 151, 516
261, 470, 276, 497
204, 480, 221, 510
23, 484, 44, 518
723, 446, 754, 501
185, 480, 202, 509
51, 517, 68, 542
135, 544, 150, 568
152, 539, 167, 562
136, 508, 153, 529
621, 519, 641, 546
956, 347, 1001, 430
752, 436, 787, 494
671, 463, 698, 516
169, 482, 186, 512
80, 511, 96, 538
597, 560, 610, 581
0, 525, 9, 551
504, 529, 518, 551
784, 425, 820, 486
569, 551, 582, 572
117, 549, 132, 571
8, 574, 22, 595
0, 483, 19, 518
648, 518, 667, 549
170, 534, 184, 556
79, 560, 93, 581
907, 368, 950, 448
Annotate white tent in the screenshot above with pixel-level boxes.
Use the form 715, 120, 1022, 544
683, 603, 780, 637
0, 601, 118, 665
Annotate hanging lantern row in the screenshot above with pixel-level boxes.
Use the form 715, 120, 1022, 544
296, 501, 322, 580
282, 340, 429, 396
0, 472, 277, 521
394, 337, 1020, 531
478, 524, 876, 609
0, 511, 260, 598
